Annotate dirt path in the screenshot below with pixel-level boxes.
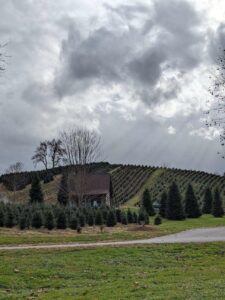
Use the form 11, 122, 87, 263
1, 227, 225, 251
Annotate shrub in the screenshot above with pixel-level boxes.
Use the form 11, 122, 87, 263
154, 215, 162, 225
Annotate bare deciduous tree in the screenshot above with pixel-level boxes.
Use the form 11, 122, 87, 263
48, 139, 66, 168
5, 162, 23, 201
0, 43, 8, 72
60, 127, 101, 205
32, 141, 48, 170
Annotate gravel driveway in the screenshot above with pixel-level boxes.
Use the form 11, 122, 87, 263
1, 227, 225, 251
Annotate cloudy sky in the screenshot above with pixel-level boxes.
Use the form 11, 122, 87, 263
0, 0, 225, 174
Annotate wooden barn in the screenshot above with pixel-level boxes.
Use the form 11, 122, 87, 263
68, 172, 112, 207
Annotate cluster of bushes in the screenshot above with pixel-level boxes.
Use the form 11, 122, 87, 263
0, 203, 150, 231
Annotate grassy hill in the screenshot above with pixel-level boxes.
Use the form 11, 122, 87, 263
0, 163, 225, 206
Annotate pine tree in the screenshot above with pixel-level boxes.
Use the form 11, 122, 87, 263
79, 213, 86, 227
106, 210, 117, 227
127, 209, 134, 223
142, 189, 155, 216
166, 182, 185, 220
44, 210, 56, 230
87, 212, 94, 226
138, 209, 149, 225
19, 214, 27, 230
212, 189, 224, 217
132, 211, 138, 223
0, 207, 5, 227
70, 214, 78, 230
29, 176, 43, 203
121, 211, 128, 225
160, 192, 167, 218
95, 210, 104, 226
202, 188, 213, 214
56, 210, 67, 229
57, 173, 69, 205
5, 207, 14, 228
31, 211, 43, 229
115, 209, 122, 222
185, 184, 201, 218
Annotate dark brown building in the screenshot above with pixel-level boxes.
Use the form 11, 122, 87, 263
68, 172, 111, 207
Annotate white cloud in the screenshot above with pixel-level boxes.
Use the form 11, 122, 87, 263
189, 127, 221, 140
168, 125, 176, 135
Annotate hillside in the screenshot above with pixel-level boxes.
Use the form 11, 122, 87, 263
0, 163, 225, 206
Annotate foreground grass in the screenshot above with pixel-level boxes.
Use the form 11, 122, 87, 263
1, 243, 225, 299
0, 215, 224, 246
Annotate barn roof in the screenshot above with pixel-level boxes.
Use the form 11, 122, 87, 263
69, 172, 111, 196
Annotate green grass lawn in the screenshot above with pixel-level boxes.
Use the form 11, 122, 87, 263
0, 215, 224, 246
1, 243, 225, 299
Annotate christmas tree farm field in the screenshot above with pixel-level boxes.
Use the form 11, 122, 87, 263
1, 243, 225, 299
0, 215, 225, 246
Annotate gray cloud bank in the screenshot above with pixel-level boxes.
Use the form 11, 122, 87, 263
0, 0, 225, 174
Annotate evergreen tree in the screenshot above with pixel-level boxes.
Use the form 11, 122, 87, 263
29, 176, 43, 203
166, 182, 185, 220
95, 210, 104, 226
106, 210, 117, 227
121, 211, 128, 225
127, 209, 134, 223
184, 184, 201, 218
138, 209, 149, 225
142, 189, 155, 216
87, 212, 94, 226
160, 192, 167, 218
132, 211, 138, 223
44, 210, 56, 230
0, 207, 5, 227
202, 188, 213, 214
79, 213, 86, 227
115, 209, 122, 222
57, 173, 69, 205
212, 189, 224, 217
31, 211, 43, 229
19, 214, 27, 230
70, 214, 78, 230
56, 210, 67, 229
154, 215, 162, 225
5, 207, 14, 228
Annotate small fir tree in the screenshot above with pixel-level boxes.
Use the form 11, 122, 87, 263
127, 209, 134, 223
184, 184, 201, 218
79, 213, 86, 227
56, 210, 67, 229
154, 215, 162, 225
87, 212, 94, 226
31, 211, 43, 229
138, 209, 149, 225
142, 189, 155, 216
116, 209, 122, 222
166, 182, 185, 220
121, 211, 128, 225
57, 173, 69, 205
19, 215, 27, 230
95, 210, 104, 226
44, 210, 56, 230
106, 210, 117, 227
202, 188, 213, 214
70, 215, 78, 230
29, 176, 43, 203
0, 208, 5, 227
5, 207, 14, 228
132, 211, 138, 223
212, 189, 224, 217
160, 192, 167, 218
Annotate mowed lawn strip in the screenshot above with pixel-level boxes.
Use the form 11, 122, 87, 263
0, 215, 224, 246
0, 243, 225, 299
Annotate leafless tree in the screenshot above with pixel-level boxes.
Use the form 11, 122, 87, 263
32, 141, 48, 170
48, 139, 66, 168
5, 162, 23, 201
0, 43, 8, 72
207, 49, 225, 160
60, 127, 101, 205
32, 139, 66, 170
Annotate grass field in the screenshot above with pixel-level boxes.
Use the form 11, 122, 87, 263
1, 243, 225, 299
0, 215, 224, 246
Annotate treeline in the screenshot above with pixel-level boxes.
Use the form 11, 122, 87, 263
154, 182, 224, 220
0, 203, 150, 231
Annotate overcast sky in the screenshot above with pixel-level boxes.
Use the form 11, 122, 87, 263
1, 0, 225, 174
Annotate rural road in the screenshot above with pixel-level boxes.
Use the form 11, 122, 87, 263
1, 227, 225, 251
